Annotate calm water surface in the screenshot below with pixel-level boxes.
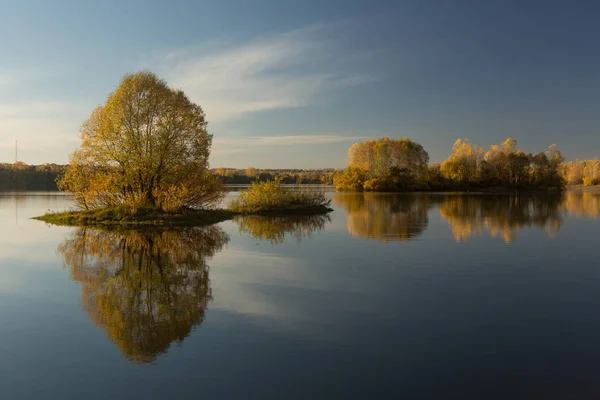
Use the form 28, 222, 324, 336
2, 191, 600, 399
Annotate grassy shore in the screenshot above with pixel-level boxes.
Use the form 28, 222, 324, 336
33, 204, 333, 227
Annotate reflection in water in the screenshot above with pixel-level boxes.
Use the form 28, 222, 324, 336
58, 226, 229, 363
562, 191, 600, 219
235, 214, 330, 244
335, 192, 600, 244
439, 194, 563, 243
334, 193, 429, 242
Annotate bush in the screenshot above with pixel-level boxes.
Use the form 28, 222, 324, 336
228, 179, 331, 214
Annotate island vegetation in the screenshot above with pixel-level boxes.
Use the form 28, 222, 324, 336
228, 179, 331, 215
334, 137, 566, 191
34, 72, 331, 226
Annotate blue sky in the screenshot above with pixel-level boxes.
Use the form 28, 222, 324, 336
1, 0, 600, 168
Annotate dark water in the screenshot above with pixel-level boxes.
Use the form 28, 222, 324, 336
2, 191, 600, 399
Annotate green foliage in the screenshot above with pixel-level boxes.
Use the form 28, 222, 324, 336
228, 179, 332, 214
34, 206, 234, 227
0, 162, 64, 191
213, 168, 336, 185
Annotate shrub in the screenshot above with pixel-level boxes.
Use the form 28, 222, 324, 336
228, 179, 331, 214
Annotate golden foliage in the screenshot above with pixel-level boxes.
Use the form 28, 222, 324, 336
335, 138, 430, 191
58, 72, 224, 211
440, 139, 483, 183
228, 179, 330, 213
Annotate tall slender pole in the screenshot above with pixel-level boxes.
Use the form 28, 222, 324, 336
15, 140, 17, 164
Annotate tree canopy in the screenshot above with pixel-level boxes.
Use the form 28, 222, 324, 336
59, 72, 223, 211
335, 136, 566, 191
334, 138, 430, 191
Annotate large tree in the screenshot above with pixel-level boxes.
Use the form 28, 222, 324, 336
59, 72, 224, 210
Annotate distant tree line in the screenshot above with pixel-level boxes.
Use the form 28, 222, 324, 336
4, 137, 599, 193
213, 167, 336, 185
334, 137, 566, 191
0, 162, 336, 192
0, 162, 65, 191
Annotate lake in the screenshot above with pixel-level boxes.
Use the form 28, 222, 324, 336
2, 191, 600, 399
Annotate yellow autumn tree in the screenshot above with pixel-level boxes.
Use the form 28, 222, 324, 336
58, 72, 224, 211
440, 139, 483, 184
335, 137, 429, 191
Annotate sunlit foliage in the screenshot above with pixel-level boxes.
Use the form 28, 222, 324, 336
235, 214, 331, 244
336, 137, 566, 191
333, 193, 430, 242
334, 138, 430, 191
58, 72, 224, 211
228, 179, 331, 214
563, 159, 600, 186
440, 139, 484, 184
58, 226, 229, 363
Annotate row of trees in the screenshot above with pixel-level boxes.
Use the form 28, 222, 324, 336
334, 137, 565, 191
0, 162, 64, 191
213, 167, 335, 185
0, 162, 335, 193
563, 159, 600, 186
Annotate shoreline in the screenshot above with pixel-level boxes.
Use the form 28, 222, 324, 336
32, 205, 334, 228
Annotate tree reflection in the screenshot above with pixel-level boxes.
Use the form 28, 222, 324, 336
440, 194, 563, 243
333, 193, 430, 242
562, 191, 600, 219
235, 214, 331, 244
58, 226, 229, 363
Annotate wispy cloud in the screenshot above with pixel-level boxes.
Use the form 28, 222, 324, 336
155, 24, 372, 122
212, 134, 363, 156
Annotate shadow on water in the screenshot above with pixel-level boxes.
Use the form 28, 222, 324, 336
57, 226, 229, 364
335, 191, 600, 243
234, 214, 331, 244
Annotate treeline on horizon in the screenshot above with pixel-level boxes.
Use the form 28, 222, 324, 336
0, 162, 63, 191
333, 137, 600, 191
0, 162, 336, 191
213, 167, 335, 184
2, 137, 599, 192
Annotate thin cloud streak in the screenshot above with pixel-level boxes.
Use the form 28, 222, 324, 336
211, 134, 364, 156
156, 23, 372, 122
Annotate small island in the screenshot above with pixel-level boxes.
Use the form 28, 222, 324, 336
35, 72, 331, 227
